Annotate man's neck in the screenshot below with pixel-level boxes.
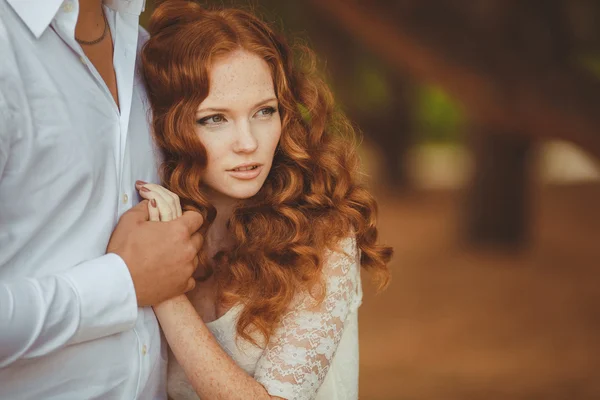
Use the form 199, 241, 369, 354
78, 0, 103, 15
76, 0, 104, 37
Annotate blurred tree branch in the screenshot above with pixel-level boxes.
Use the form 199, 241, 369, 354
307, 0, 600, 159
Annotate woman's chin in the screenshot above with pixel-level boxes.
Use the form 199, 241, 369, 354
205, 178, 267, 202
220, 185, 263, 201
230, 191, 259, 200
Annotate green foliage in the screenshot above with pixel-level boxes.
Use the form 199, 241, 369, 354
346, 59, 465, 144
414, 85, 465, 143
350, 59, 392, 113
579, 54, 600, 77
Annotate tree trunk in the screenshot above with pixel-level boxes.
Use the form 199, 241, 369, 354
464, 127, 533, 247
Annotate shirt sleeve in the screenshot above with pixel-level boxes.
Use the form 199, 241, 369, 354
254, 237, 363, 400
0, 18, 15, 178
0, 16, 139, 368
0, 108, 11, 178
0, 254, 139, 368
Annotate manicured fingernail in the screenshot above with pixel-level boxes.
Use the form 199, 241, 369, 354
136, 180, 147, 186
140, 187, 151, 192
151, 199, 157, 207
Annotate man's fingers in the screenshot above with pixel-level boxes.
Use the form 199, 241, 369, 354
190, 232, 204, 252
128, 200, 150, 222
181, 211, 204, 234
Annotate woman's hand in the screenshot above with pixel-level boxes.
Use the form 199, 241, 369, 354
135, 181, 201, 301
135, 181, 182, 222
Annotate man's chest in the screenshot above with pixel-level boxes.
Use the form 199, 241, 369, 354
11, 29, 152, 166
1, 24, 158, 226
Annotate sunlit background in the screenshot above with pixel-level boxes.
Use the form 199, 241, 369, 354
142, 1, 600, 398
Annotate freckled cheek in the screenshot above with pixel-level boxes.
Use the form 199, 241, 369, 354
255, 122, 282, 153
201, 139, 231, 174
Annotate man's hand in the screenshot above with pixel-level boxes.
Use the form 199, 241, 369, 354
106, 200, 204, 307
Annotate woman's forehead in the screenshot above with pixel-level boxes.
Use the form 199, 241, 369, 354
201, 50, 275, 109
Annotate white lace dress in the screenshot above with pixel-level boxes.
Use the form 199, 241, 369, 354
167, 237, 363, 400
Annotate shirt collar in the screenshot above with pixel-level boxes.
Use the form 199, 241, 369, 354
6, 0, 146, 39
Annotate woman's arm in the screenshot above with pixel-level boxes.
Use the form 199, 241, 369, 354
138, 183, 280, 399
252, 236, 361, 399
139, 184, 361, 400
154, 296, 280, 400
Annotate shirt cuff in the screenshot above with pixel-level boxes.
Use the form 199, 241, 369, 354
62, 253, 138, 344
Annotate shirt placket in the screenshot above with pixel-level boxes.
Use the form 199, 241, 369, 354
51, 2, 149, 398
52, 1, 133, 219
110, 9, 139, 219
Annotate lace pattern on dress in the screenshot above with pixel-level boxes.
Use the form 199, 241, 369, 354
254, 237, 361, 399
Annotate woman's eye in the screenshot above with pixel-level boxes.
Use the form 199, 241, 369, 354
197, 114, 227, 126
256, 106, 277, 118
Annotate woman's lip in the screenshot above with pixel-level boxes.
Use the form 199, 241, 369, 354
227, 165, 263, 180
228, 163, 262, 171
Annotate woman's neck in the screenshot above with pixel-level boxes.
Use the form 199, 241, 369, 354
203, 193, 239, 255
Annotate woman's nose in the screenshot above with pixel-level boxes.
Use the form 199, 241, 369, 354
233, 122, 258, 153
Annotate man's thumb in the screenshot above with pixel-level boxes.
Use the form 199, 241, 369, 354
128, 200, 150, 222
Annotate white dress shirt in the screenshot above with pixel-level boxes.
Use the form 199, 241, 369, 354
0, 0, 166, 398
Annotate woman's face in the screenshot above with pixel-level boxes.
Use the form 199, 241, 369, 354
195, 49, 281, 202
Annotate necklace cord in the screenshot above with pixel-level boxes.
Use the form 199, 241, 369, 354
75, 8, 108, 46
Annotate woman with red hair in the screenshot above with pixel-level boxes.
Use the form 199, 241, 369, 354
137, 1, 392, 399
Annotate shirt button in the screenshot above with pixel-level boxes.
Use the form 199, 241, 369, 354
79, 56, 86, 65
62, 2, 74, 12
122, 194, 129, 204
141, 344, 147, 355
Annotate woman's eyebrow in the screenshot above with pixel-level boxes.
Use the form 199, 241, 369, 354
196, 97, 277, 114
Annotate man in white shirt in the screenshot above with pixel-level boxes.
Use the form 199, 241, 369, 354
0, 0, 204, 398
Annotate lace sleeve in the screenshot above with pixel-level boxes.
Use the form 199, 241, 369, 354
254, 237, 362, 399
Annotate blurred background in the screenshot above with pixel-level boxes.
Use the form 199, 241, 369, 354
143, 1, 600, 399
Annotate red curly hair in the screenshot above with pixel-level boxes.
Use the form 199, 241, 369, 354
141, 0, 392, 345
